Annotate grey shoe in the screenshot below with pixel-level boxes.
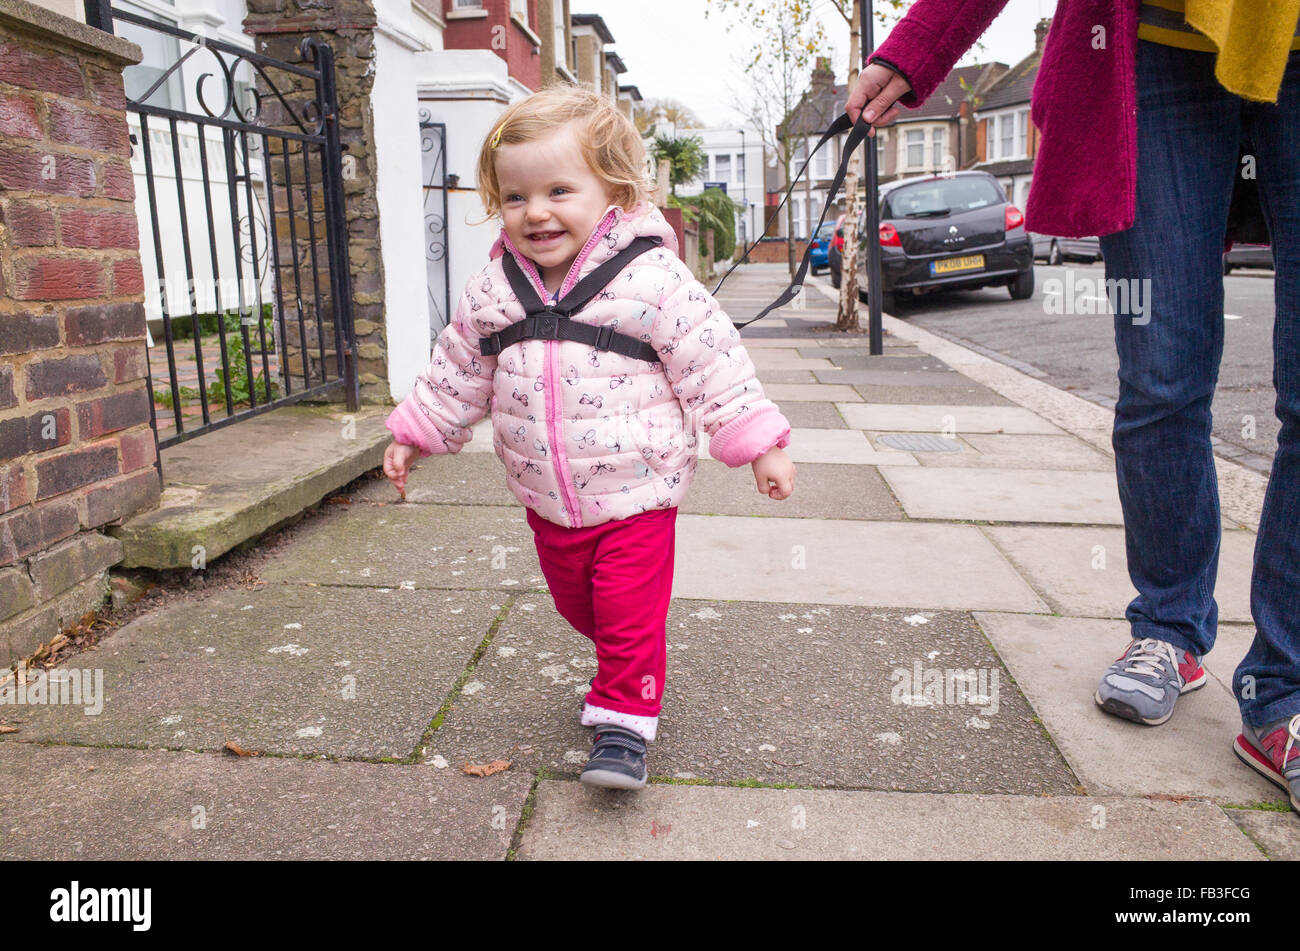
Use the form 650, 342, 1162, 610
1095, 637, 1206, 725
1234, 713, 1300, 813
579, 723, 647, 790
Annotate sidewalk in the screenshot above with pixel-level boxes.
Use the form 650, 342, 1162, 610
0, 264, 1295, 860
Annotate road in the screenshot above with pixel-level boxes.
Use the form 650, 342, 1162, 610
897, 259, 1280, 474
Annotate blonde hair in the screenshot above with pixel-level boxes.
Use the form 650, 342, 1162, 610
476, 86, 650, 218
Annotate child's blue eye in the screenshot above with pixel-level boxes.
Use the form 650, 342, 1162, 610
551, 187, 569, 196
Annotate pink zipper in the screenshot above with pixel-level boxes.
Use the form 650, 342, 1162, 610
498, 209, 622, 528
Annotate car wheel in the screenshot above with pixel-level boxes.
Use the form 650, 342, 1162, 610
1048, 241, 1062, 266
880, 290, 899, 314
1009, 267, 1035, 300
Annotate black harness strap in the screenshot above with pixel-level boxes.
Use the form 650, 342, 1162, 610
713, 113, 871, 328
481, 235, 664, 363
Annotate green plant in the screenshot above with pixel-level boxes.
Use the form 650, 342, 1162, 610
208, 326, 280, 408
650, 134, 707, 197
671, 187, 742, 261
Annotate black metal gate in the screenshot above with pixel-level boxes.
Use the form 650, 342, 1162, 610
419, 113, 451, 338
85, 0, 358, 483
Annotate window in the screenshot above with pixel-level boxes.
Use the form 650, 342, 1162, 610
906, 129, 924, 168
735, 152, 744, 184
454, 0, 482, 7
116, 4, 184, 111
792, 197, 803, 239
931, 127, 945, 169
715, 153, 731, 183
1017, 109, 1028, 156
793, 137, 807, 172
876, 130, 884, 166
813, 136, 830, 179
999, 114, 1013, 159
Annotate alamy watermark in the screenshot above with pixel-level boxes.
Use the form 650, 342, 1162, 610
889, 660, 1000, 716
1, 668, 103, 715
1043, 271, 1152, 325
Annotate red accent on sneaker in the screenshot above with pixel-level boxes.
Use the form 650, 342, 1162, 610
1260, 727, 1300, 771
1177, 652, 1203, 686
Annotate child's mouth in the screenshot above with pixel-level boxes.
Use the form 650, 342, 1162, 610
527, 231, 566, 245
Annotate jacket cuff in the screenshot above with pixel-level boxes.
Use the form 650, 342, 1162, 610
708, 404, 792, 468
386, 396, 449, 458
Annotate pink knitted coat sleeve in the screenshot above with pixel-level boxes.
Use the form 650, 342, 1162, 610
385, 287, 498, 457
653, 270, 791, 468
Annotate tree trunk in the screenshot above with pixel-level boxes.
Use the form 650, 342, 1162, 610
836, 0, 863, 331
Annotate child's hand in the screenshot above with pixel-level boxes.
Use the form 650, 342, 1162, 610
384, 440, 421, 499
752, 447, 795, 501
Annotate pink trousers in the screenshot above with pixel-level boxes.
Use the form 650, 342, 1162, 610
525, 505, 677, 741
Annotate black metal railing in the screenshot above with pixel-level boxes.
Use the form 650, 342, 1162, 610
419, 114, 451, 338
86, 1, 358, 483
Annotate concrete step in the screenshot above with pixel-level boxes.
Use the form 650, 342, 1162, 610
108, 403, 392, 569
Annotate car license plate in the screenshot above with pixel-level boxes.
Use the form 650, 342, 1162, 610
931, 254, 985, 276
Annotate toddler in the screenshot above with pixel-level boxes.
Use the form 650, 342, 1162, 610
383, 86, 795, 789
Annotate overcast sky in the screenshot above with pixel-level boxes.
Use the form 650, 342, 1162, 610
591, 0, 1059, 127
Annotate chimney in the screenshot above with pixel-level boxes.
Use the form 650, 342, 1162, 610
811, 56, 834, 95
1035, 17, 1052, 54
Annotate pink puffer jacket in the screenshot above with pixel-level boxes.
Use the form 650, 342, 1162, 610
385, 201, 791, 529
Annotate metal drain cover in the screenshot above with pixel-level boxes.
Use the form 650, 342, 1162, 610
878, 433, 962, 452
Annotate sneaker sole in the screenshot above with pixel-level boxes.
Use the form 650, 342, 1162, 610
1093, 675, 1205, 726
1232, 734, 1300, 813
580, 768, 646, 790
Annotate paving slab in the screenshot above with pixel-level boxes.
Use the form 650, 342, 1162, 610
784, 429, 917, 466
4, 583, 499, 759
1226, 808, 1300, 860
839, 403, 1063, 435
681, 460, 904, 521
814, 369, 977, 388
0, 743, 530, 860
852, 383, 1016, 406
774, 400, 848, 429
258, 503, 543, 590
766, 383, 864, 403
880, 466, 1124, 524
797, 352, 933, 370
517, 782, 1262, 860
431, 600, 1075, 792
899, 433, 1113, 471
756, 369, 820, 385
352, 450, 516, 508
749, 349, 837, 370
973, 612, 1281, 803
984, 525, 1255, 622
674, 514, 1048, 612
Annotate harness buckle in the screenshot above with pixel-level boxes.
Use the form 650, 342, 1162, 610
533, 312, 561, 340
594, 325, 615, 351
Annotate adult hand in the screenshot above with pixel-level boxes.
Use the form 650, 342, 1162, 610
847, 61, 911, 138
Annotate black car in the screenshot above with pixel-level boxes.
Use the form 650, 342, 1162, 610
854, 171, 1034, 314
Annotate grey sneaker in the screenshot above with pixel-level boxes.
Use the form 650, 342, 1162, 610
1234, 713, 1300, 813
1095, 637, 1206, 725
579, 724, 647, 790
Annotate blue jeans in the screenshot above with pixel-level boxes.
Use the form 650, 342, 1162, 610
1099, 40, 1300, 728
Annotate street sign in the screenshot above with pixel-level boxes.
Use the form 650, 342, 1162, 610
703, 181, 729, 194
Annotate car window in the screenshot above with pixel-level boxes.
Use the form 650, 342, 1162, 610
882, 177, 1004, 218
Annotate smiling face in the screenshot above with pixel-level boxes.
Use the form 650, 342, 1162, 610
494, 121, 615, 294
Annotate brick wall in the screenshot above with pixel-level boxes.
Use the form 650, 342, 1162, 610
0, 0, 156, 664
443, 0, 542, 92
748, 238, 810, 264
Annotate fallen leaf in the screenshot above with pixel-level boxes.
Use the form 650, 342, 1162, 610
1145, 793, 1191, 803
463, 759, 510, 777
223, 741, 255, 757
0, 725, 18, 735
398, 487, 406, 502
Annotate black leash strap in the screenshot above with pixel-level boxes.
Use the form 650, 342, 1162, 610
714, 113, 870, 328
483, 236, 664, 363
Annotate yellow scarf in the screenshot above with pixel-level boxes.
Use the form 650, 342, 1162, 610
1185, 0, 1300, 101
